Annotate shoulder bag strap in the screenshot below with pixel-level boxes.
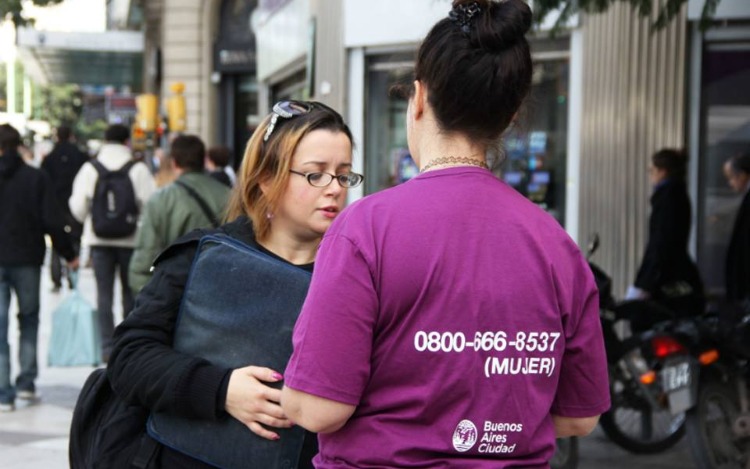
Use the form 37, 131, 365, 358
174, 179, 220, 228
89, 159, 108, 176
119, 159, 139, 173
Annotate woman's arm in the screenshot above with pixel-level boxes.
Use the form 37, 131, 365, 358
281, 386, 356, 434
553, 415, 600, 437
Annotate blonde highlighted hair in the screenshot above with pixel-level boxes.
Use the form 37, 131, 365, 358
225, 101, 353, 241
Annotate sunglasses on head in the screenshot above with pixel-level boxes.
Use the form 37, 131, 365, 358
263, 100, 313, 142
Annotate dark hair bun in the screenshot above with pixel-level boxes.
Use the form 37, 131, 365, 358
451, 0, 532, 52
418, 0, 533, 143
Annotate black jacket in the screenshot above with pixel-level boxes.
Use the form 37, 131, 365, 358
41, 141, 88, 237
107, 217, 316, 468
41, 141, 89, 202
0, 151, 75, 265
727, 190, 750, 302
208, 169, 232, 187
634, 179, 704, 309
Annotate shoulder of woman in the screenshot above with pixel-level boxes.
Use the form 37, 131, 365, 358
152, 217, 256, 267
152, 228, 211, 268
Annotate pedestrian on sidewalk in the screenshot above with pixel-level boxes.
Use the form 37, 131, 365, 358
107, 101, 357, 467
68, 124, 156, 362
206, 145, 236, 187
628, 148, 705, 319
281, 1, 610, 467
723, 152, 750, 304
41, 125, 89, 293
0, 123, 79, 412
128, 134, 230, 294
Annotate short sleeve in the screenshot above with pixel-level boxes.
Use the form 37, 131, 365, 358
284, 232, 379, 406
551, 253, 611, 417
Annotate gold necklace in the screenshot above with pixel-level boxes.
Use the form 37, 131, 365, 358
420, 156, 489, 173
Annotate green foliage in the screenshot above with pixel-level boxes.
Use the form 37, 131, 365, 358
34, 83, 107, 144
532, 0, 722, 34
75, 118, 108, 144
0, 0, 64, 26
36, 83, 83, 128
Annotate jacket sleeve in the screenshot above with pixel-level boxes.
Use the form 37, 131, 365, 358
68, 162, 94, 224
634, 186, 685, 291
107, 236, 232, 421
128, 195, 166, 294
39, 171, 76, 261
133, 162, 156, 209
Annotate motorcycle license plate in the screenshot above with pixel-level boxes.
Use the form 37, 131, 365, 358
661, 358, 692, 414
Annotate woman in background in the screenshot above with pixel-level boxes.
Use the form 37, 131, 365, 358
630, 148, 704, 317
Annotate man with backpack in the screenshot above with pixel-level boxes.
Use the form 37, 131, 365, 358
69, 124, 155, 362
0, 124, 78, 412
129, 135, 230, 294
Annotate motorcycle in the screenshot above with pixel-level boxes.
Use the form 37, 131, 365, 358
669, 304, 750, 469
586, 235, 688, 453
551, 437, 578, 469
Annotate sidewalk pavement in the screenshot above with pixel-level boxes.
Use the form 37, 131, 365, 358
0, 253, 125, 469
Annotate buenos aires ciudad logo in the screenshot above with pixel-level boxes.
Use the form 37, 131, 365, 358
452, 419, 478, 452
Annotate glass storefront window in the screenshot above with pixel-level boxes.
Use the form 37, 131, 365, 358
697, 42, 750, 295
271, 69, 308, 103
364, 51, 570, 226
500, 59, 569, 224
364, 53, 414, 194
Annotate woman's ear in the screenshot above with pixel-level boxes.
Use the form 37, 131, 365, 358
412, 80, 425, 120
259, 173, 271, 196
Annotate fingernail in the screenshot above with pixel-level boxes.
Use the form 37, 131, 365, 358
272, 372, 284, 380
273, 434, 281, 440
290, 421, 296, 426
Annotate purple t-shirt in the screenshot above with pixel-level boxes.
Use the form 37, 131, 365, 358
285, 167, 610, 468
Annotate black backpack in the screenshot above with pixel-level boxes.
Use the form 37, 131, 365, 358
90, 159, 140, 238
69, 368, 159, 469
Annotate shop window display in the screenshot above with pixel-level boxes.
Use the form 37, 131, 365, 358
365, 54, 569, 225
697, 44, 750, 295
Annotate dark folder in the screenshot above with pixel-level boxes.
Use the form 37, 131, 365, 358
148, 234, 311, 469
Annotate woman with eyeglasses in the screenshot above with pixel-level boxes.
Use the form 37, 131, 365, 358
106, 100, 360, 468
281, 1, 610, 467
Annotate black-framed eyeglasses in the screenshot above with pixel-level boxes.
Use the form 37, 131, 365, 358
289, 170, 364, 188
263, 101, 313, 142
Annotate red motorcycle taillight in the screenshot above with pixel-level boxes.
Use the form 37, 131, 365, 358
651, 336, 687, 358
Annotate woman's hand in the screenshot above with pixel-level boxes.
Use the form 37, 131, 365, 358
225, 366, 292, 440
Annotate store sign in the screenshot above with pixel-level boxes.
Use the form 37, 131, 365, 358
214, 45, 256, 73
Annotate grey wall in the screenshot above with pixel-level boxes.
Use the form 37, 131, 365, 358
579, 4, 688, 296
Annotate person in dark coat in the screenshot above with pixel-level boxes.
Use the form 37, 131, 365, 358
723, 152, 750, 303
0, 124, 78, 412
41, 125, 89, 292
205, 145, 235, 187
631, 148, 704, 316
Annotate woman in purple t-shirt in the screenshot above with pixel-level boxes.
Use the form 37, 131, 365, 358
282, 1, 611, 467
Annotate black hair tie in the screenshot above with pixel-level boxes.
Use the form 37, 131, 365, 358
449, 2, 482, 35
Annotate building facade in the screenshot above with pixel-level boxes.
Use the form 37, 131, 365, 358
139, 0, 750, 296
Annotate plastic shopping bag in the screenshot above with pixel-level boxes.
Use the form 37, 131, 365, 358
48, 273, 101, 367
